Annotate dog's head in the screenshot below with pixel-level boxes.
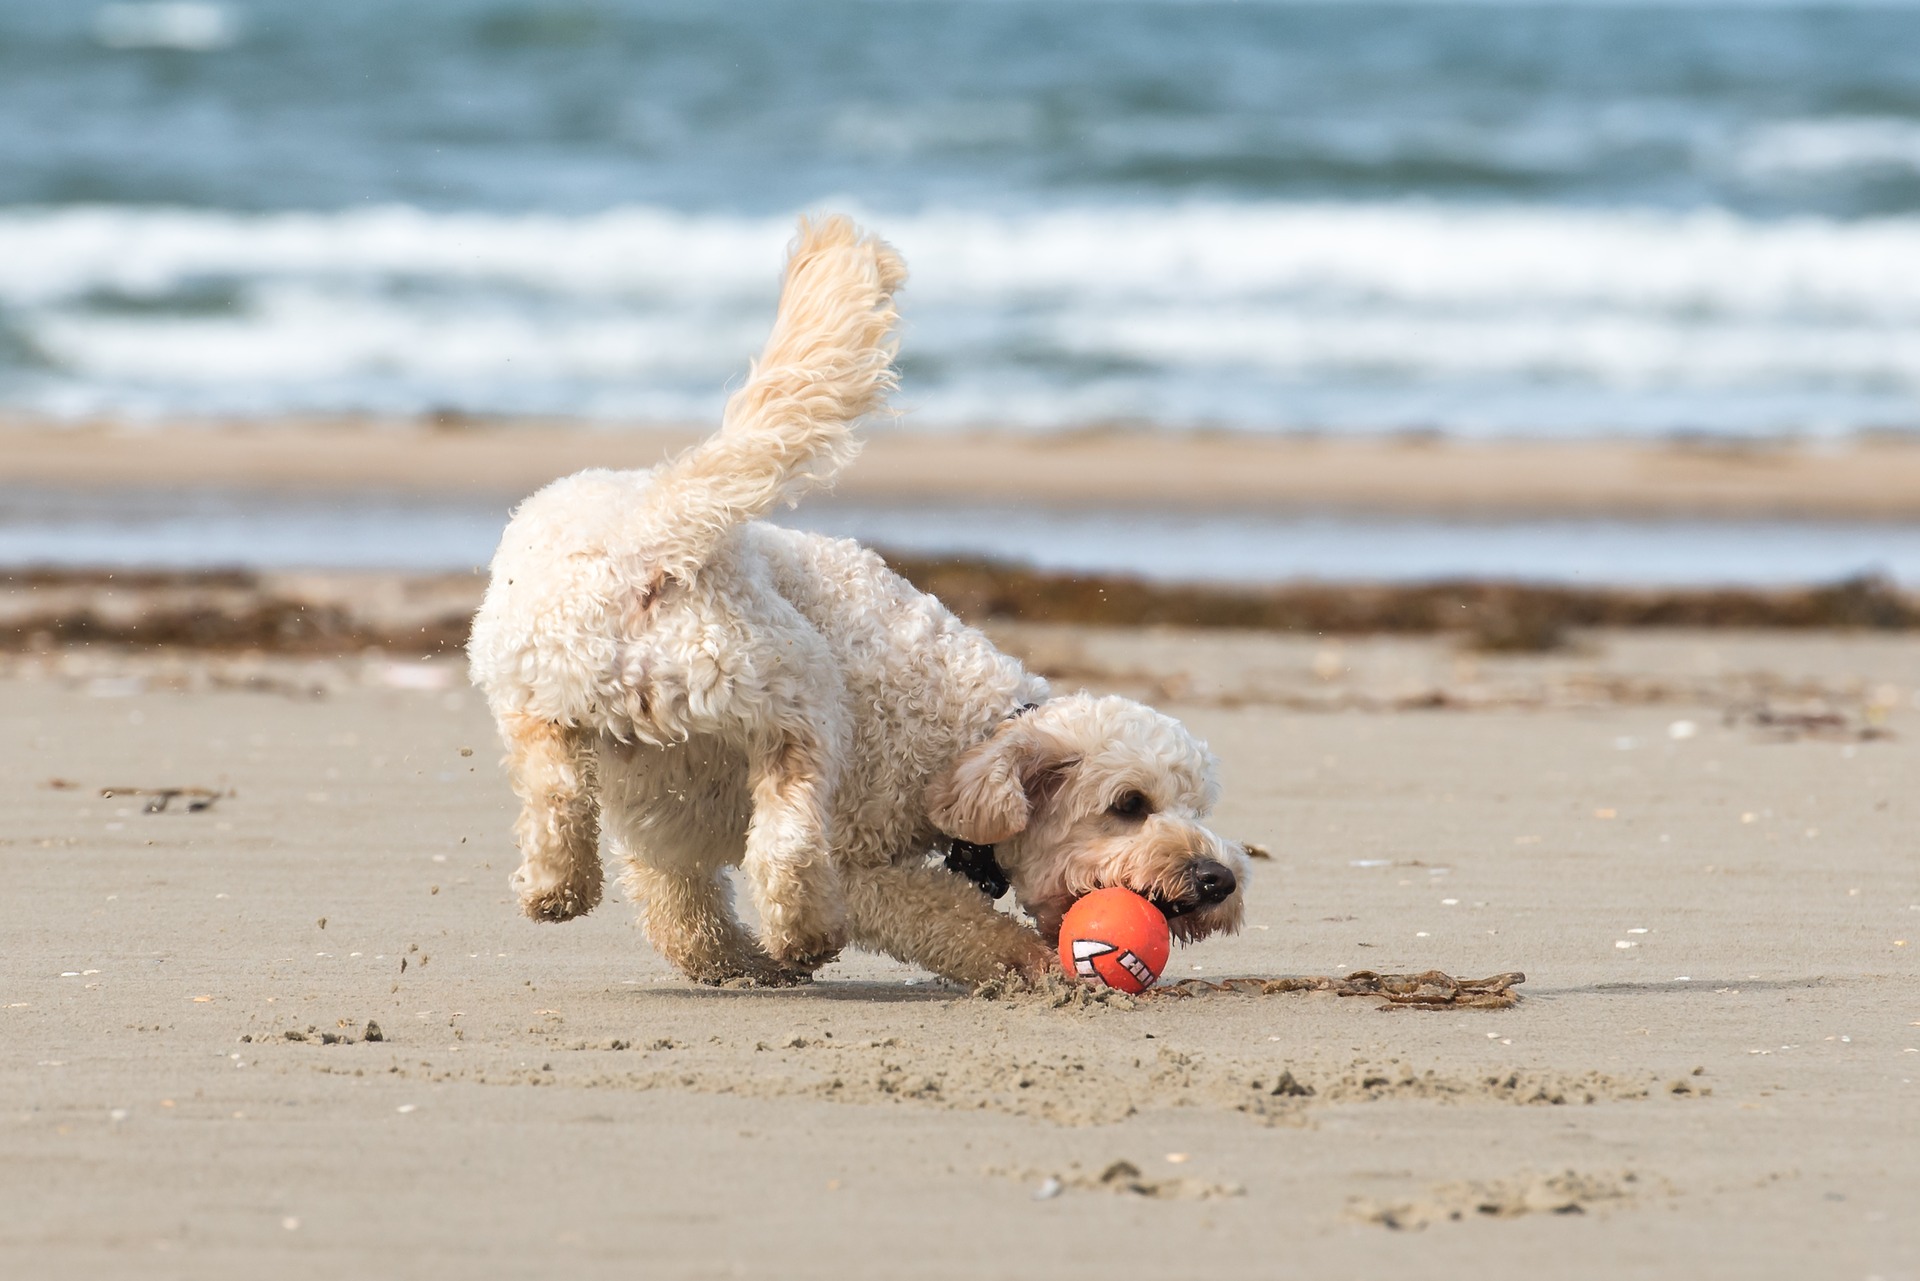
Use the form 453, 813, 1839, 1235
927, 693, 1247, 946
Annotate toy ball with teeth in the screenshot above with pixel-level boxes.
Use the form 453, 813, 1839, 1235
1058, 887, 1171, 994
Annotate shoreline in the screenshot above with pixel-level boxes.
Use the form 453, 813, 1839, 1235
7, 419, 1920, 520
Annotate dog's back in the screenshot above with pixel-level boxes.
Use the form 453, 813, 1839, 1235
470, 216, 906, 728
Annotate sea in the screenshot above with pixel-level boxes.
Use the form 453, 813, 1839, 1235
4, 0, 1920, 582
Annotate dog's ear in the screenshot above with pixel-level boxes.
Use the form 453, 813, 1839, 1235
926, 720, 1070, 846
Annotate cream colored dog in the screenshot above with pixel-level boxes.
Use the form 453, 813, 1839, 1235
468, 216, 1247, 988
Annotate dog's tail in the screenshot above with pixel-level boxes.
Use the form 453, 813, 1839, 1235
637, 215, 905, 586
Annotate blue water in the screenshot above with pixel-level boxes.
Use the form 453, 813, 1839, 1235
0, 0, 1917, 433
5, 486, 1919, 586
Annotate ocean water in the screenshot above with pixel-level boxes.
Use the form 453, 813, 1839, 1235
7, 487, 1920, 586
0, 0, 1917, 435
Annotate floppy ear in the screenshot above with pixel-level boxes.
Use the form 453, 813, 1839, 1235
926, 721, 1063, 845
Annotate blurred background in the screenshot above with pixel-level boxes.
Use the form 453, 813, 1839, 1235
1, 0, 1918, 593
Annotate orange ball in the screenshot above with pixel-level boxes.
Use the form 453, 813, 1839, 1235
1058, 887, 1171, 994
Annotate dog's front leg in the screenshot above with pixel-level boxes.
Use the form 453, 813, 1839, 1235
499, 712, 603, 922
841, 862, 1053, 988
741, 729, 847, 972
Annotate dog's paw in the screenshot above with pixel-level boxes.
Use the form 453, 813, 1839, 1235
674, 949, 812, 988
510, 861, 602, 923
704, 965, 817, 989
1012, 939, 1060, 984
763, 916, 846, 970
763, 939, 845, 974
760, 903, 848, 973
956, 938, 1056, 992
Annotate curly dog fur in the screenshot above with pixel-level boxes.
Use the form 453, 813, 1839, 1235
469, 215, 1248, 987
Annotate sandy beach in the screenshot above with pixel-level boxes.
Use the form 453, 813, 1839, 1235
9, 420, 1920, 519
10, 3, 1920, 1274
4, 625, 1916, 1278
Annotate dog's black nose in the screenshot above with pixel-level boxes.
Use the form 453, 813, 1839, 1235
1191, 859, 1236, 904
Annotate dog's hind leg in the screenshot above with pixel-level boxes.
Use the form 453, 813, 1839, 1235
601, 736, 802, 986
841, 862, 1053, 989
619, 856, 797, 986
738, 727, 848, 973
499, 712, 604, 922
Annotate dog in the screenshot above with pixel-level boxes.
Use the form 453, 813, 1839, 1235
468, 216, 1248, 988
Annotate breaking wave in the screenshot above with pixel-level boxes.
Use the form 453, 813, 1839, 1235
1, 201, 1916, 434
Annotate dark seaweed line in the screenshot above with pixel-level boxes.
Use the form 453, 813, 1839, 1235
3, 558, 1916, 656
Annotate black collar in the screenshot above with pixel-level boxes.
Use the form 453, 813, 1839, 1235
938, 701, 1038, 901
945, 838, 1010, 900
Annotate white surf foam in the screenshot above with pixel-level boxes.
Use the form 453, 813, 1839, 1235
1, 202, 1917, 431
1738, 118, 1920, 177
92, 3, 238, 52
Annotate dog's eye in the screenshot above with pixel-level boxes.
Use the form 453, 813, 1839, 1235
1108, 790, 1151, 820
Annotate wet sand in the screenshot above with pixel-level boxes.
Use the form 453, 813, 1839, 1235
3, 627, 1916, 1278
8, 419, 1920, 518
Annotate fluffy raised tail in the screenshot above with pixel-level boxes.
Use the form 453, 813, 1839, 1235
640, 215, 906, 586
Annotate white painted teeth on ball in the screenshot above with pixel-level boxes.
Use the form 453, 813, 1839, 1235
1071, 938, 1115, 978
1072, 938, 1153, 986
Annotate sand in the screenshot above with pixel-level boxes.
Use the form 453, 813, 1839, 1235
8, 419, 1920, 518
4, 626, 1916, 1279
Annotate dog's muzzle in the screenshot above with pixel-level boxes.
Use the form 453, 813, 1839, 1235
1153, 858, 1237, 919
